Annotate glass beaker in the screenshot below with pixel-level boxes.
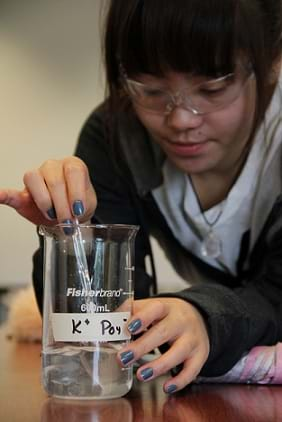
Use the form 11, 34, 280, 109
39, 223, 139, 400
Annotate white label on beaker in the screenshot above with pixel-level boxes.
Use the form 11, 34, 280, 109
51, 312, 131, 342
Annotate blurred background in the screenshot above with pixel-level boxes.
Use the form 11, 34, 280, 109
0, 0, 185, 310
0, 0, 105, 291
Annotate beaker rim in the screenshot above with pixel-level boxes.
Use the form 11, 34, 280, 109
39, 223, 139, 238
43, 223, 139, 229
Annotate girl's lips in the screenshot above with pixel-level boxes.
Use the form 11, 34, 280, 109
164, 140, 209, 157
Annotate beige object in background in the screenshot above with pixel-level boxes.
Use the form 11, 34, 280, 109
6, 285, 42, 342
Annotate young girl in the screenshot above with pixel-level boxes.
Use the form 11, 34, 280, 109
1, 0, 282, 393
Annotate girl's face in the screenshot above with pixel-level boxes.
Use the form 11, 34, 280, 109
131, 70, 257, 177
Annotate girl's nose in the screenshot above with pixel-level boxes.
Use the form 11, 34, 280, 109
166, 106, 204, 131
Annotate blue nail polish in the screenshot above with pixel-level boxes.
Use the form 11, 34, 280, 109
73, 200, 84, 216
62, 219, 74, 235
140, 367, 153, 381
47, 207, 57, 219
120, 350, 134, 366
128, 319, 142, 333
165, 384, 177, 394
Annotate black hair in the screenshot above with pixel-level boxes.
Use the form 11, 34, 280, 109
103, 0, 282, 124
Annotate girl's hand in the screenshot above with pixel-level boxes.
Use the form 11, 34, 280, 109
118, 297, 210, 394
0, 157, 97, 225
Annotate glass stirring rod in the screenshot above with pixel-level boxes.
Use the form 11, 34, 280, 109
72, 218, 92, 297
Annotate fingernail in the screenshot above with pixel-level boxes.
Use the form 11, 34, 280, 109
120, 350, 134, 366
128, 319, 142, 333
165, 384, 177, 394
47, 207, 57, 219
62, 219, 74, 235
140, 367, 153, 381
73, 200, 84, 216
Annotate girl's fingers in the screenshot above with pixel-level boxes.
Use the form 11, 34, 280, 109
23, 169, 55, 220
40, 160, 73, 222
0, 188, 56, 226
84, 175, 97, 220
121, 299, 194, 363
118, 301, 170, 367
63, 157, 97, 220
136, 336, 195, 382
2, 157, 96, 225
162, 353, 205, 393
119, 298, 210, 392
127, 299, 170, 334
0, 189, 23, 208
126, 317, 174, 359
119, 305, 185, 367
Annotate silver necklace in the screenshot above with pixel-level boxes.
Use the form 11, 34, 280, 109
188, 175, 224, 258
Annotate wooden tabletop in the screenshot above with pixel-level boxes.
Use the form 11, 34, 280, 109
1, 326, 282, 422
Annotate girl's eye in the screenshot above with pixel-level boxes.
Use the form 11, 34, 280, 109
199, 85, 227, 96
143, 88, 164, 97
199, 74, 237, 95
